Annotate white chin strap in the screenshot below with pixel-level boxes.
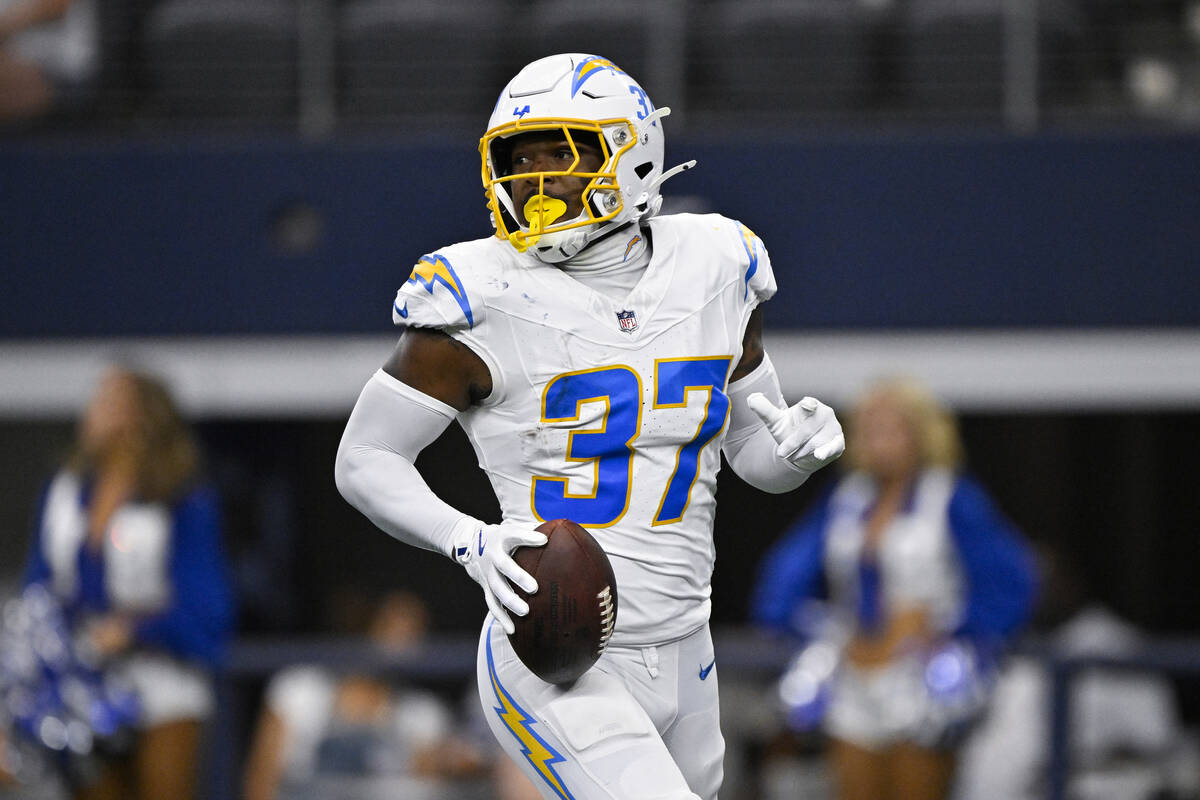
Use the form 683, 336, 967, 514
518, 160, 699, 265
529, 213, 596, 263
529, 161, 696, 263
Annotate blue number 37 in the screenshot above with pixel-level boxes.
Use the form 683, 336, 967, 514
531, 357, 732, 527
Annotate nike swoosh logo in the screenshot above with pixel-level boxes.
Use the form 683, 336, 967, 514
477, 529, 486, 557
394, 301, 409, 318
699, 659, 716, 680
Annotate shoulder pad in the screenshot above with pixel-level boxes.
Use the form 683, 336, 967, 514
393, 250, 484, 331
652, 213, 778, 305
730, 218, 777, 305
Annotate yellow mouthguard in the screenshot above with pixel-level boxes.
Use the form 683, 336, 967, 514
509, 195, 568, 252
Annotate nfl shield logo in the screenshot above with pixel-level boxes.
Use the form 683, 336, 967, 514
616, 309, 638, 333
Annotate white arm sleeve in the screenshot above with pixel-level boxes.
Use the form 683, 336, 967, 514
722, 353, 811, 494
334, 369, 480, 558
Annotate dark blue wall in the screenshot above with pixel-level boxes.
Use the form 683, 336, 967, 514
2, 132, 1197, 337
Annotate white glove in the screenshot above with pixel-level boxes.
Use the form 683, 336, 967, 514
746, 393, 845, 475
451, 520, 547, 635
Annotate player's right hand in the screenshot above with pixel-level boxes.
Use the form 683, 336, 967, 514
452, 520, 547, 635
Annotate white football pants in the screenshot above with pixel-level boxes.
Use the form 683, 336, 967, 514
476, 617, 725, 800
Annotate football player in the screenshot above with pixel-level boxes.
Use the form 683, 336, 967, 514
335, 53, 845, 800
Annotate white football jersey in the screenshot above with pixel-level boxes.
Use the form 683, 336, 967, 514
394, 213, 777, 645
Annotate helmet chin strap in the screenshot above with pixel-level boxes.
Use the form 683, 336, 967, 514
520, 155, 697, 263
533, 216, 651, 264
530, 192, 635, 263
527, 188, 613, 263
517, 129, 698, 264
530, 214, 595, 263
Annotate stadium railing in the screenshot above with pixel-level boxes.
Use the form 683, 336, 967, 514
207, 627, 794, 800
205, 629, 1200, 800
1044, 639, 1200, 800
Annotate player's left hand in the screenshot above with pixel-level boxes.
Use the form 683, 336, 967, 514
746, 393, 845, 474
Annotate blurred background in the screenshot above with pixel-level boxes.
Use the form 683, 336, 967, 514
1, 0, 1199, 798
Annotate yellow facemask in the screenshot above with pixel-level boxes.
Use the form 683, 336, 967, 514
479, 119, 637, 253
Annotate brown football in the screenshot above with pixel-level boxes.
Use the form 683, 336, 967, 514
508, 518, 618, 685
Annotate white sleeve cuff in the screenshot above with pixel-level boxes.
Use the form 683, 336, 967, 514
369, 368, 458, 424
722, 352, 810, 493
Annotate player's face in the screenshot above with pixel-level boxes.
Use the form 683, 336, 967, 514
508, 131, 604, 224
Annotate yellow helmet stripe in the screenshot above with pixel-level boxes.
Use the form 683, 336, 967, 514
570, 56, 627, 97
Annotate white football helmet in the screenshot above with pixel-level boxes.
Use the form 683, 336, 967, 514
481, 53, 695, 262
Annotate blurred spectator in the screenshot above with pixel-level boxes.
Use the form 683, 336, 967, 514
4, 366, 234, 800
1121, 0, 1200, 123
0, 0, 97, 125
242, 589, 500, 800
954, 542, 1199, 800
751, 376, 1037, 800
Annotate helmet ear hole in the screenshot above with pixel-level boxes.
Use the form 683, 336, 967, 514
634, 162, 654, 180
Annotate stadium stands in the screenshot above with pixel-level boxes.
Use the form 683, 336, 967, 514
690, 0, 880, 126
141, 0, 298, 121
4, 0, 1191, 133
899, 0, 1085, 123
337, 0, 506, 129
